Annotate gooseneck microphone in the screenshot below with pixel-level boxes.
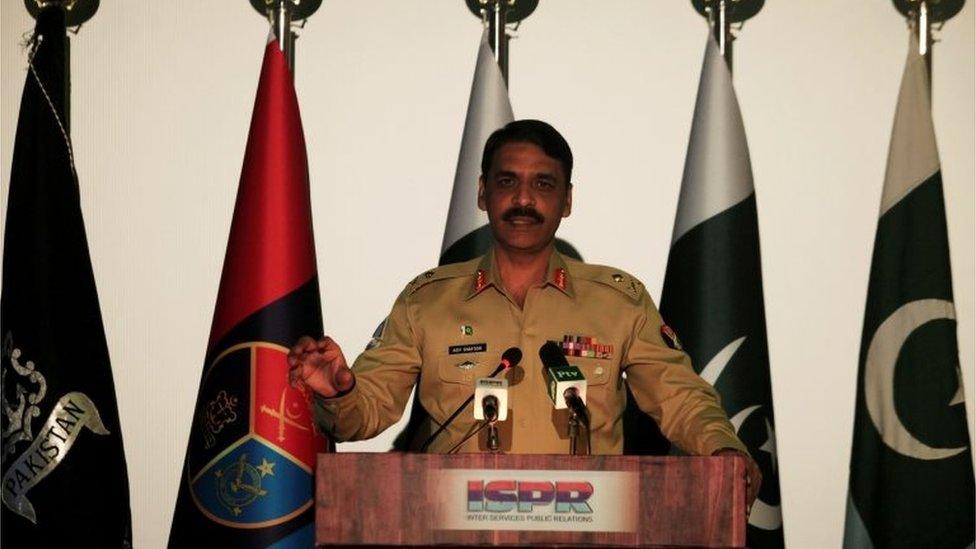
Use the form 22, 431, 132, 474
419, 347, 522, 452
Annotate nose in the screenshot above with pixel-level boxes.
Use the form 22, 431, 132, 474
512, 181, 535, 207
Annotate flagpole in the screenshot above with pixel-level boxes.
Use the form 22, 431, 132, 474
250, 0, 322, 75
891, 0, 966, 100
24, 0, 99, 131
690, 0, 764, 72
465, 0, 538, 85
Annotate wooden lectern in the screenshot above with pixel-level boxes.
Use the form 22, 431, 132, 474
315, 453, 746, 547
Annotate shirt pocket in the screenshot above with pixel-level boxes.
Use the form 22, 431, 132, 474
437, 354, 495, 385
564, 356, 613, 387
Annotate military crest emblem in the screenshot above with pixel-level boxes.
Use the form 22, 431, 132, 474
186, 341, 325, 527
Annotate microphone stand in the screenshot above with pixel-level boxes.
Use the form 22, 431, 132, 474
487, 420, 500, 452
568, 412, 580, 455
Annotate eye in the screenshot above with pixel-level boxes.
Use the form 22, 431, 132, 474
534, 179, 556, 191
495, 177, 516, 189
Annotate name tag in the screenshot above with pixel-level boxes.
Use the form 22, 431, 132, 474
448, 343, 487, 355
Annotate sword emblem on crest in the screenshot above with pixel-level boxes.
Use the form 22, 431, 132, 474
259, 388, 309, 443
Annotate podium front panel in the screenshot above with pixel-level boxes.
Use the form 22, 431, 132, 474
315, 453, 746, 547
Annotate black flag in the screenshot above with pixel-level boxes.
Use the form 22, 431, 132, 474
1, 6, 132, 548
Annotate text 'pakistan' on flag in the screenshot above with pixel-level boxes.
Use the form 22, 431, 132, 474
168, 32, 328, 548
1, 5, 132, 547
843, 30, 974, 549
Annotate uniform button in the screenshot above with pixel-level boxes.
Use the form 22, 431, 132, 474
520, 419, 528, 428
595, 366, 604, 375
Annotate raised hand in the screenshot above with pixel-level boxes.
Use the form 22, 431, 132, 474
287, 336, 355, 397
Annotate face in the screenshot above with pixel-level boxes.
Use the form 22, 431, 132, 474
478, 141, 572, 255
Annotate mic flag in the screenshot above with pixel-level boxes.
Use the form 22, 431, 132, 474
474, 377, 509, 421
842, 31, 974, 549
660, 32, 783, 547
168, 33, 328, 548
1, 7, 132, 547
539, 342, 588, 410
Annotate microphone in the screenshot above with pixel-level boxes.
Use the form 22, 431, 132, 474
419, 347, 522, 452
474, 377, 509, 422
488, 347, 522, 378
539, 342, 588, 417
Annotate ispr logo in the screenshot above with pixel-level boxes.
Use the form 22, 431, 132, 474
466, 480, 594, 513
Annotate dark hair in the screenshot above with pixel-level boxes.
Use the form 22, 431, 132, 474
480, 119, 573, 184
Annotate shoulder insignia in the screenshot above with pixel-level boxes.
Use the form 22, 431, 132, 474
569, 263, 644, 302
406, 260, 479, 295
554, 268, 567, 291
660, 324, 682, 350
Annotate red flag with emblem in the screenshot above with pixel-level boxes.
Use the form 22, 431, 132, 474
168, 33, 327, 548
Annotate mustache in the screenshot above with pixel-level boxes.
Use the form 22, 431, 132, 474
502, 206, 544, 223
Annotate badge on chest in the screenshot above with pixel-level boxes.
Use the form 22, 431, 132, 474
557, 335, 613, 360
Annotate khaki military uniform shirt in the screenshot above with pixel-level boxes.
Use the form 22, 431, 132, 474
315, 249, 747, 456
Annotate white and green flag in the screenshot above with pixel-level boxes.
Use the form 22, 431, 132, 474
843, 31, 975, 549
660, 33, 784, 547
439, 30, 514, 265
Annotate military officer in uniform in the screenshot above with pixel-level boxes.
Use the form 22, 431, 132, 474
289, 119, 761, 506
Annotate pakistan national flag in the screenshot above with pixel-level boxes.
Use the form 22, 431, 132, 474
438, 29, 514, 265
659, 33, 783, 547
843, 32, 974, 549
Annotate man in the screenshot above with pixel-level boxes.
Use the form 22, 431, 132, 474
289, 119, 761, 506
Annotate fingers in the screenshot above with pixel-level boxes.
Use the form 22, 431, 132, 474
334, 366, 355, 392
712, 449, 762, 516
287, 335, 351, 398
288, 335, 318, 366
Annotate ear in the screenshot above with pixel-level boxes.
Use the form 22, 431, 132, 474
477, 176, 487, 212
562, 183, 573, 218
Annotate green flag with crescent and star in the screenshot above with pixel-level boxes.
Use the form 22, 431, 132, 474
660, 32, 784, 547
842, 30, 975, 549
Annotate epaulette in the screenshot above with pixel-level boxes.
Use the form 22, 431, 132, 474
568, 262, 645, 302
405, 260, 477, 295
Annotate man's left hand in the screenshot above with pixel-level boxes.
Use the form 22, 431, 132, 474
713, 448, 762, 515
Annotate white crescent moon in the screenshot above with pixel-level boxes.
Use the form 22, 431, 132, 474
728, 404, 783, 530
700, 336, 746, 385
864, 298, 965, 460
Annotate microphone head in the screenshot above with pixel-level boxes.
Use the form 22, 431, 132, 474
500, 347, 523, 370
539, 341, 569, 368
474, 377, 509, 421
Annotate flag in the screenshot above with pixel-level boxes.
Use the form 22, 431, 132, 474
842, 31, 974, 549
659, 33, 784, 547
168, 33, 328, 548
1, 6, 132, 547
439, 29, 514, 265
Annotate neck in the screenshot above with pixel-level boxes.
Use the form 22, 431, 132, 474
493, 244, 553, 307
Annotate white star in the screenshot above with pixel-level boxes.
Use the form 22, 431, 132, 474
758, 418, 778, 474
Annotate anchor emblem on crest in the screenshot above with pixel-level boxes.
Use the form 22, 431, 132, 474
214, 453, 275, 516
